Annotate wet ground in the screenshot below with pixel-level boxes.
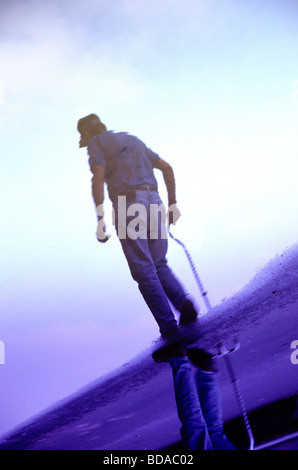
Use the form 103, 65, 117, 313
0, 245, 298, 450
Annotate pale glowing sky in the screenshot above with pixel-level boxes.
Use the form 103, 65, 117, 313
0, 0, 298, 436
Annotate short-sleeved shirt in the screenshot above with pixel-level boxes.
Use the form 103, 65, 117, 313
88, 131, 161, 202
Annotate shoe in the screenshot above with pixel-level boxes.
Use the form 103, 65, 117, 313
187, 348, 219, 373
153, 342, 188, 363
161, 324, 179, 341
179, 299, 198, 326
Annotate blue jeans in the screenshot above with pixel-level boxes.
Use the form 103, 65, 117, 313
170, 357, 236, 450
113, 190, 187, 336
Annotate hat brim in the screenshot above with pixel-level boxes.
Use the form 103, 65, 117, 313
79, 135, 88, 148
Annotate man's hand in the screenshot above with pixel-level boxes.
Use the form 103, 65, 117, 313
96, 218, 111, 243
91, 169, 109, 243
167, 203, 181, 226
95, 204, 110, 243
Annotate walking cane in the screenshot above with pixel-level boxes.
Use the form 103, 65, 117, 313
219, 343, 255, 450
168, 230, 212, 313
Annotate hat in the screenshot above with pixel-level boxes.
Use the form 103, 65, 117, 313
77, 114, 102, 147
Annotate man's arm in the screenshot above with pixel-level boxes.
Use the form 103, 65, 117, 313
154, 158, 181, 225
154, 159, 177, 206
91, 165, 105, 210
91, 165, 110, 242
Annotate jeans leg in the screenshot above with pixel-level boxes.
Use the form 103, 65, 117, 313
114, 194, 180, 336
149, 238, 187, 311
170, 357, 213, 450
194, 369, 236, 450
119, 235, 177, 336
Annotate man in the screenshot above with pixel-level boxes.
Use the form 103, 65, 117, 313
77, 113, 198, 339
